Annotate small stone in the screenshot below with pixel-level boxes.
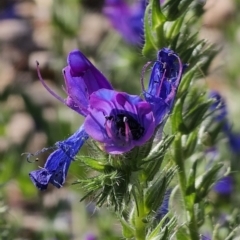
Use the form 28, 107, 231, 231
0, 20, 29, 41
6, 113, 34, 145
203, 0, 235, 28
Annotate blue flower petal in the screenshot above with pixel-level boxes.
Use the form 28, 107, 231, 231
29, 125, 88, 190
144, 48, 184, 125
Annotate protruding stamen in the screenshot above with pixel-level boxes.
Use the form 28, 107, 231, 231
172, 53, 183, 88
105, 118, 114, 139
156, 67, 166, 97
36, 61, 65, 104
123, 116, 132, 142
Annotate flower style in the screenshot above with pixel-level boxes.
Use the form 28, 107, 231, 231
29, 125, 88, 190
142, 48, 183, 125
103, 0, 146, 45
37, 50, 113, 117
84, 89, 155, 154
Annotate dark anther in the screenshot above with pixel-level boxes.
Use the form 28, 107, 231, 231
114, 114, 144, 140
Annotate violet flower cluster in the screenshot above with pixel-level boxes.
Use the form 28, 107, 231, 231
103, 0, 165, 45
210, 91, 240, 154
103, 0, 146, 45
209, 91, 238, 196
28, 47, 183, 190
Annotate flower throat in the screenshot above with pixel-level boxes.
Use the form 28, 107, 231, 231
106, 114, 144, 140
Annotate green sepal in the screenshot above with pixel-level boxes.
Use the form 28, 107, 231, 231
175, 226, 191, 240
78, 156, 111, 172
177, 67, 196, 98
201, 121, 224, 146
195, 163, 223, 203
152, 0, 166, 28
152, 0, 166, 47
165, 14, 185, 43
123, 134, 155, 171
196, 201, 205, 227
145, 167, 176, 213
183, 130, 198, 159
180, 39, 204, 64
198, 45, 218, 74
163, 0, 181, 21
146, 213, 177, 240
169, 32, 180, 51
75, 169, 131, 211
159, 227, 169, 240
185, 158, 198, 196
141, 135, 175, 182
142, 3, 158, 58
119, 217, 135, 238
183, 99, 213, 134
145, 177, 167, 214
164, 0, 193, 21
171, 97, 188, 134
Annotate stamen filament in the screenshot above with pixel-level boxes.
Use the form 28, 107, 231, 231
36, 61, 65, 104
123, 116, 132, 142
156, 67, 166, 97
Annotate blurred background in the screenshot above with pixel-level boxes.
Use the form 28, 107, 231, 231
0, 0, 239, 239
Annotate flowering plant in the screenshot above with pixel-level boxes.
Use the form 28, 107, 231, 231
25, 0, 240, 239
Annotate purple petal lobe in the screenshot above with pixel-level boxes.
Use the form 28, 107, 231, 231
68, 50, 90, 75
29, 169, 52, 190
67, 50, 113, 94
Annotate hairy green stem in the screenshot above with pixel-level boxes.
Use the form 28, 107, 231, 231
133, 178, 147, 240
174, 133, 199, 240
134, 205, 146, 240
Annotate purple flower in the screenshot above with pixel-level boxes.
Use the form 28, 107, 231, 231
29, 125, 88, 190
84, 233, 97, 240
209, 91, 227, 122
84, 89, 155, 154
155, 189, 171, 220
213, 175, 234, 195
0, 1, 20, 20
200, 234, 211, 240
103, 0, 146, 45
143, 48, 183, 125
209, 91, 240, 154
37, 50, 113, 116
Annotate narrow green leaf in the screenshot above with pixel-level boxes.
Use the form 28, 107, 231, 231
142, 3, 158, 57
78, 156, 109, 172
195, 163, 223, 203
